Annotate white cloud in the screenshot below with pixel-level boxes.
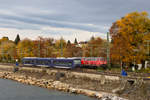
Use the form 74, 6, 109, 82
0, 0, 148, 42
0, 27, 106, 42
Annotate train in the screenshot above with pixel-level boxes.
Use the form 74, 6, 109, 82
22, 57, 107, 69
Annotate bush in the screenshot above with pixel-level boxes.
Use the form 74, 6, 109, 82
140, 68, 150, 73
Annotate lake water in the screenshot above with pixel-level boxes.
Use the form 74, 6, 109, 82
0, 79, 97, 100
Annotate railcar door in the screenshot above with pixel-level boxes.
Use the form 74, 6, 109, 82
73, 59, 81, 68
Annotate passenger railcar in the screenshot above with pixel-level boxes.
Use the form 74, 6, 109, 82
22, 57, 37, 66
22, 57, 81, 69
52, 58, 81, 68
22, 57, 53, 67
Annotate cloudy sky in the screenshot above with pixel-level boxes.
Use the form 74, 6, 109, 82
0, 0, 149, 42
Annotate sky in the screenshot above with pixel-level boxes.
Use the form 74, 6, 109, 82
0, 0, 150, 42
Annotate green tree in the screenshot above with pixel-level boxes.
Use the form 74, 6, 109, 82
74, 38, 78, 44
14, 34, 20, 45
67, 40, 71, 46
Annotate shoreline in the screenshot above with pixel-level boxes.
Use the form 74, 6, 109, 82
0, 71, 126, 100
0, 65, 127, 100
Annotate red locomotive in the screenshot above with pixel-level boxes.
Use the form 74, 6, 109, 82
81, 57, 107, 68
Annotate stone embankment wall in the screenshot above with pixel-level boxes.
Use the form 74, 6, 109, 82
0, 65, 128, 100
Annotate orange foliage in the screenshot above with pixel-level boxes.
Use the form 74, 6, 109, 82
110, 11, 150, 64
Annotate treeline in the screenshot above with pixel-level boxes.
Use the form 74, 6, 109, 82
0, 35, 107, 62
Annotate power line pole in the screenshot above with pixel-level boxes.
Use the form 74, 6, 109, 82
107, 32, 110, 69
60, 39, 63, 57
145, 40, 150, 59
38, 40, 41, 57
90, 47, 93, 57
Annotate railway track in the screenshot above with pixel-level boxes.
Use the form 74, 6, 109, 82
0, 63, 150, 81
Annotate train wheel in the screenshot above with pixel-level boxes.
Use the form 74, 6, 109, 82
101, 64, 107, 70
93, 66, 97, 69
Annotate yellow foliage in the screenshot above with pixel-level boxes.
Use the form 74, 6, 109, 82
110, 11, 150, 64
17, 39, 34, 58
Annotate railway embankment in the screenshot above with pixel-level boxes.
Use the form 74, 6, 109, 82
0, 65, 149, 100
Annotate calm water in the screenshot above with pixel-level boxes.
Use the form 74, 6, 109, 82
0, 79, 97, 100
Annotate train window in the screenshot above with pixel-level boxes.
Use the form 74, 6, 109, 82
37, 60, 44, 65
53, 60, 59, 65
68, 62, 72, 66
100, 58, 103, 61
64, 61, 72, 66
61, 61, 67, 66
44, 61, 49, 65
54, 60, 71, 66
53, 60, 73, 66
48, 60, 51, 64
41, 60, 45, 65
25, 60, 31, 64
87, 58, 90, 61
101, 58, 105, 61
74, 59, 81, 65
31, 60, 34, 63
37, 60, 40, 64
38, 60, 41, 64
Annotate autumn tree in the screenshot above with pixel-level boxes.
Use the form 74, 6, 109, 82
110, 11, 150, 66
0, 41, 16, 62
33, 37, 54, 57
65, 44, 82, 57
17, 39, 34, 58
83, 37, 106, 57
0, 37, 9, 44
54, 37, 67, 57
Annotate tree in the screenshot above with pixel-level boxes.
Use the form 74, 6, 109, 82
54, 37, 67, 57
17, 39, 34, 58
67, 40, 71, 46
0, 37, 9, 44
14, 34, 20, 45
90, 36, 95, 41
33, 36, 54, 57
0, 41, 16, 62
88, 37, 106, 57
110, 11, 150, 65
74, 38, 78, 44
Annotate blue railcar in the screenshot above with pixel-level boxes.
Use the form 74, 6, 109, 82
52, 58, 81, 69
35, 58, 53, 67
22, 57, 81, 69
22, 57, 37, 66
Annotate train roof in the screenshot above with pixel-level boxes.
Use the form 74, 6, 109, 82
22, 57, 53, 59
22, 57, 80, 60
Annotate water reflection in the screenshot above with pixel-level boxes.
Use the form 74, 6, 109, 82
0, 79, 97, 100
